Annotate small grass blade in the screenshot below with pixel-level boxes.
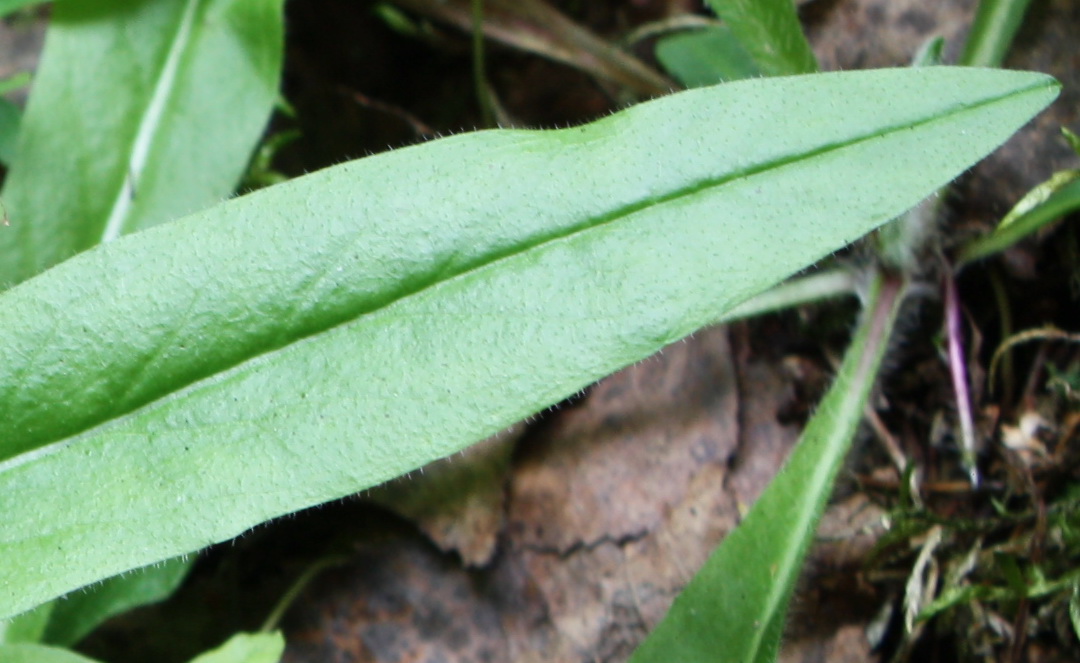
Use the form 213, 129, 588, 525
958, 175, 1080, 266
960, 0, 1034, 68
629, 270, 904, 663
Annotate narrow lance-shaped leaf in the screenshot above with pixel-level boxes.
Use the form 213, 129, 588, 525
0, 68, 1059, 619
630, 270, 905, 663
0, 0, 284, 285
960, 0, 1034, 68
959, 175, 1080, 266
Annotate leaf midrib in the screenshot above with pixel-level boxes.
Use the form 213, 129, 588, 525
4, 80, 1045, 469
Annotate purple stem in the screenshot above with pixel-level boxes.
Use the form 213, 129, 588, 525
943, 266, 980, 487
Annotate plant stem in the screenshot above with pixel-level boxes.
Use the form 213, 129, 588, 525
259, 555, 350, 633
943, 266, 980, 487
471, 0, 494, 127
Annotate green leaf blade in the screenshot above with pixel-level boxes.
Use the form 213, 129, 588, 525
655, 25, 762, 88
0, 0, 41, 19
0, 68, 1057, 462
42, 556, 195, 647
0, 97, 19, 166
0, 0, 284, 284
0, 602, 53, 644
187, 632, 284, 663
0, 68, 1059, 619
630, 273, 904, 663
703, 0, 818, 76
0, 643, 104, 663
960, 0, 1034, 68
959, 174, 1080, 265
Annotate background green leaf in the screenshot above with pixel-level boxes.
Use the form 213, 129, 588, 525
630, 272, 903, 663
655, 25, 761, 88
703, 0, 817, 76
41, 556, 195, 647
0, 71, 31, 97
959, 176, 1080, 265
960, 0, 1034, 68
0, 97, 19, 166
0, 69, 28, 167
0, 0, 284, 285
0, 68, 1058, 620
0, 0, 41, 20
0, 643, 104, 663
186, 632, 284, 663
0, 602, 53, 644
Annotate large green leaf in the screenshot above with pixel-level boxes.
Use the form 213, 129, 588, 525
630, 271, 904, 663
0, 0, 284, 285
0, 68, 1058, 619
